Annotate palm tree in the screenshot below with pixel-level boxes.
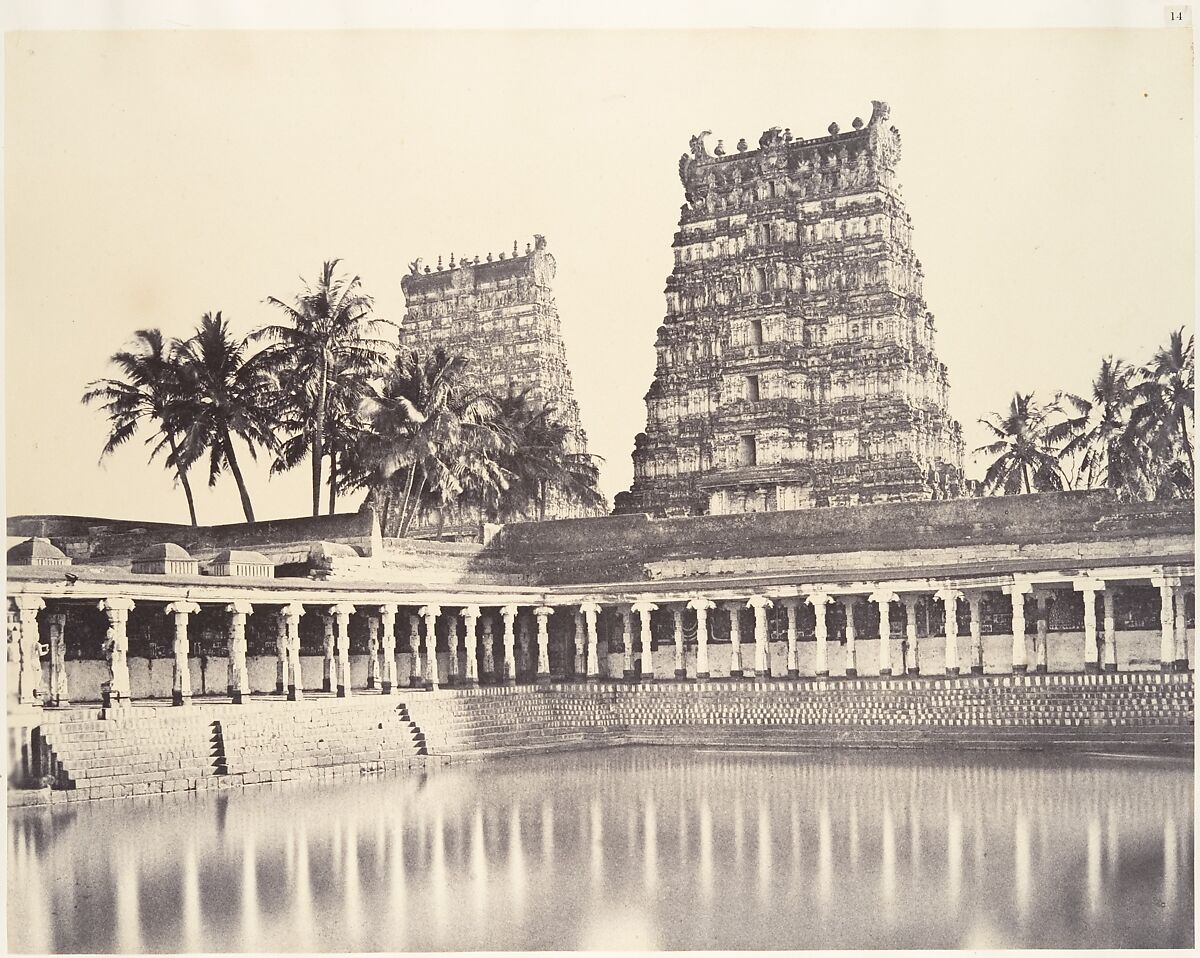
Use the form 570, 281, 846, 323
345, 348, 502, 537
174, 312, 281, 524
82, 328, 200, 525
1132, 328, 1194, 497
1055, 357, 1146, 498
257, 260, 394, 516
490, 385, 606, 522
976, 392, 1069, 495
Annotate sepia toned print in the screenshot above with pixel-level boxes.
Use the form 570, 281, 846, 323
6, 18, 1194, 954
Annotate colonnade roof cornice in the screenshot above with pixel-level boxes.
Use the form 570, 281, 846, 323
546, 558, 1194, 603
7, 559, 1193, 612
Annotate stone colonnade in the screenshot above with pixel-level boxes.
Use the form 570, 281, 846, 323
5, 572, 1194, 708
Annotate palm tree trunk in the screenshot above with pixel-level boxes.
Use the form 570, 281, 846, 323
1180, 413, 1194, 476
311, 361, 328, 517
167, 433, 199, 526
223, 433, 256, 524
328, 450, 338, 515
1021, 463, 1032, 495
395, 465, 418, 535
400, 474, 427, 537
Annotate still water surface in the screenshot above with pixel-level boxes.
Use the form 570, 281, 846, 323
8, 746, 1193, 951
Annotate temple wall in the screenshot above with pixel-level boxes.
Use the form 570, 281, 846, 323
493, 491, 1192, 585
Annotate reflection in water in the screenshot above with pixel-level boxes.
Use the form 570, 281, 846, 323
589, 799, 603, 887
881, 793, 896, 906
817, 798, 831, 905
1087, 812, 1102, 915
642, 795, 656, 891
947, 789, 962, 907
1014, 806, 1030, 921
114, 849, 142, 954
241, 832, 260, 951
1164, 814, 1177, 910
8, 747, 1194, 952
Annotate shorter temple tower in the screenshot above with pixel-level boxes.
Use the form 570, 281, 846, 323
616, 100, 964, 517
399, 236, 599, 519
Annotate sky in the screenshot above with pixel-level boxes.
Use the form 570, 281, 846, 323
4, 18, 1194, 526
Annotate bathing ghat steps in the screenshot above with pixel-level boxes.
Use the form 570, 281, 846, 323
11, 671, 1192, 804
404, 671, 1194, 757
31, 698, 427, 800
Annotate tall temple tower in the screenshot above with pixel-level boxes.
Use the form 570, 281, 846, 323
399, 235, 600, 518
614, 100, 964, 517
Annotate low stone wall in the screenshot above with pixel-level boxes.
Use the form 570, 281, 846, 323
490, 490, 1195, 584
8, 510, 380, 567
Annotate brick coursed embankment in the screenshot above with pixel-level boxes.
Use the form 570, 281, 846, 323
405, 671, 1195, 759
10, 671, 1192, 806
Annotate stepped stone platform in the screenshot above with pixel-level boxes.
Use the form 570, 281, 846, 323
13, 697, 430, 806
406, 671, 1194, 759
9, 671, 1192, 806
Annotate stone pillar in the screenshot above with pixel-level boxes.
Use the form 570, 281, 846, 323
870, 591, 898, 677
1005, 581, 1031, 674
672, 608, 686, 679
98, 597, 135, 707
807, 593, 833, 677
419, 605, 442, 689
461, 606, 481, 687
45, 611, 68, 706
518, 616, 532, 677
934, 590, 962, 676
904, 598, 919, 676
580, 601, 602, 679
1073, 579, 1103, 674
1154, 577, 1176, 671
500, 605, 518, 685
1101, 590, 1117, 672
283, 602, 305, 700
1034, 594, 1050, 674
747, 595, 772, 679
365, 613, 380, 690
728, 604, 744, 678
534, 606, 553, 683
446, 616, 461, 685
1173, 587, 1190, 672
632, 600, 658, 681
225, 600, 253, 704
784, 600, 799, 678
620, 607, 636, 680
408, 613, 424, 687
274, 612, 287, 694
379, 604, 397, 694
967, 593, 984, 674
842, 597, 858, 677
322, 613, 336, 693
573, 611, 586, 679
164, 601, 200, 706
12, 596, 45, 707
480, 615, 496, 681
688, 598, 715, 680
332, 603, 355, 697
